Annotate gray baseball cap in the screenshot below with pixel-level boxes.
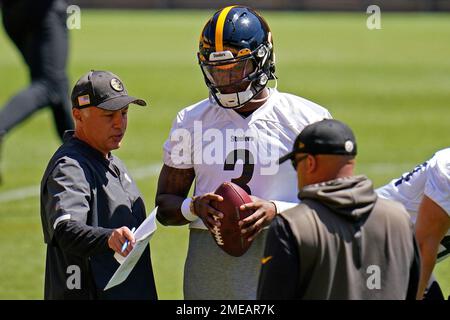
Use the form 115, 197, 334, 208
71, 70, 147, 110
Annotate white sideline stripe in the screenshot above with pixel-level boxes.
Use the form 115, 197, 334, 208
362, 162, 414, 175
0, 163, 163, 204
0, 162, 413, 204
0, 185, 39, 203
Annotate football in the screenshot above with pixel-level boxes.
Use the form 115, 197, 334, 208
210, 182, 254, 257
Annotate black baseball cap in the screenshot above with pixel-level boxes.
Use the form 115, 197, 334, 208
278, 119, 357, 164
71, 70, 147, 110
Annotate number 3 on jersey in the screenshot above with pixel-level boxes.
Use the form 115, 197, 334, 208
224, 149, 254, 194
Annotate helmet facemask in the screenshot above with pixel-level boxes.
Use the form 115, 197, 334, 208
199, 43, 274, 109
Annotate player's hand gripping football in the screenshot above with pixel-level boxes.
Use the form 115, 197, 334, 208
191, 193, 224, 231
238, 196, 277, 242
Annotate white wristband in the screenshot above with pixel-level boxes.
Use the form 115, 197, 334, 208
271, 200, 298, 214
181, 197, 198, 222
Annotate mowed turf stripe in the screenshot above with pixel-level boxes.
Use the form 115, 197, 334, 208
0, 162, 413, 203
0, 163, 163, 203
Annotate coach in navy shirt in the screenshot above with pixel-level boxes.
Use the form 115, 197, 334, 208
40, 70, 157, 299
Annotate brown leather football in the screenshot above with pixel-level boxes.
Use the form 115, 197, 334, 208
210, 182, 254, 257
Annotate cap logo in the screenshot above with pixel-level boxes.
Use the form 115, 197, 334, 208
298, 142, 305, 149
345, 140, 354, 153
78, 94, 90, 106
110, 78, 124, 92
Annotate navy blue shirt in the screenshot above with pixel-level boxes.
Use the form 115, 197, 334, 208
40, 131, 157, 299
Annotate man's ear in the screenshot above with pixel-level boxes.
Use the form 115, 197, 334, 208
72, 108, 82, 122
307, 154, 317, 173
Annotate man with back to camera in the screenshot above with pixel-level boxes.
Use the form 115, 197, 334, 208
155, 6, 332, 299
40, 70, 157, 299
258, 119, 420, 299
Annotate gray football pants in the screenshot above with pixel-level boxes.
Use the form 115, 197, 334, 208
184, 228, 267, 300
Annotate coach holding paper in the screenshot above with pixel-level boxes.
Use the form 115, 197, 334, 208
258, 119, 420, 299
40, 70, 157, 299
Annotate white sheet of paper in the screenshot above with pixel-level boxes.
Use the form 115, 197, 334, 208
104, 207, 158, 291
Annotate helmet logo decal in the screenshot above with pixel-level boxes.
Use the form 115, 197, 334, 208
237, 48, 251, 57
257, 46, 267, 58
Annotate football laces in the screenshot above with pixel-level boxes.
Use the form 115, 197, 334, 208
212, 216, 224, 246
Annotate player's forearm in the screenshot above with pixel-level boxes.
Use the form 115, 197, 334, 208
415, 196, 450, 298
156, 194, 191, 226
416, 239, 440, 299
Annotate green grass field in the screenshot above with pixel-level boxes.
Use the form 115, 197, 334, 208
0, 10, 449, 299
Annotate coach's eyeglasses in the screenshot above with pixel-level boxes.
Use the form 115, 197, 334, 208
291, 154, 309, 170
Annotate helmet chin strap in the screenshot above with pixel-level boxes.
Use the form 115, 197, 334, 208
213, 77, 278, 109
249, 92, 269, 104
249, 78, 277, 103
216, 89, 253, 109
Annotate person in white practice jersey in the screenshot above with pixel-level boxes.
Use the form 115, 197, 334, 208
155, 6, 331, 299
377, 148, 450, 299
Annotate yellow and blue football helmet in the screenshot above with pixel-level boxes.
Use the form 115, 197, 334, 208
198, 6, 275, 109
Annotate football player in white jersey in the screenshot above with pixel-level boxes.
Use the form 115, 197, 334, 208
377, 148, 450, 299
155, 6, 331, 300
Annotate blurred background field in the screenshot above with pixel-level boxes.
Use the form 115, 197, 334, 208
0, 10, 449, 299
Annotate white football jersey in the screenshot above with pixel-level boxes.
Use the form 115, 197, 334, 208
376, 148, 450, 261
163, 89, 332, 229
